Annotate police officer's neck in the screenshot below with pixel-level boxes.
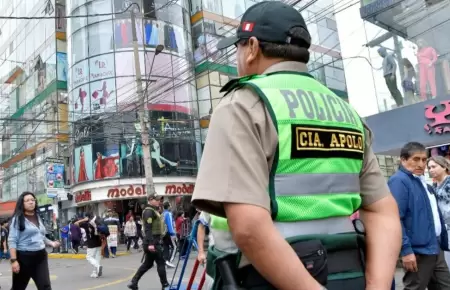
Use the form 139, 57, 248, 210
249, 59, 307, 75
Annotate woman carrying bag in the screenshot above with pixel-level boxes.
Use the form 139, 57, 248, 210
124, 215, 137, 252
428, 156, 450, 267
8, 192, 60, 290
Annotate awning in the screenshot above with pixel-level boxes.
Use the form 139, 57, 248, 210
0, 201, 16, 219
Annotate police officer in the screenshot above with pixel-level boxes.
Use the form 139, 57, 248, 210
127, 195, 169, 290
191, 1, 402, 290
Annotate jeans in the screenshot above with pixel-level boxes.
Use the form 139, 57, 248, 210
86, 247, 102, 272
126, 236, 137, 251
163, 233, 177, 262
72, 240, 80, 253
13, 249, 51, 290
61, 237, 69, 253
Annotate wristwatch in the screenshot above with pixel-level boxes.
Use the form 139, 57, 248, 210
10, 258, 17, 264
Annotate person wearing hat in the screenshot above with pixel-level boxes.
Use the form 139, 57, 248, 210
127, 195, 169, 290
191, 1, 401, 290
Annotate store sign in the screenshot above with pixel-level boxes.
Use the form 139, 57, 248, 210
424, 101, 450, 135
75, 190, 92, 203
89, 55, 114, 82
107, 185, 146, 198
72, 60, 89, 87
165, 184, 195, 195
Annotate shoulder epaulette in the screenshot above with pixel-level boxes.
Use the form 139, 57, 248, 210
219, 74, 264, 95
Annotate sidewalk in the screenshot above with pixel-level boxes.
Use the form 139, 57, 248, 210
48, 244, 131, 259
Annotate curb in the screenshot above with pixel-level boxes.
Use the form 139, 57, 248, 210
48, 251, 130, 259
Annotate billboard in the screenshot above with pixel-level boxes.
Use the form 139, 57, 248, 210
45, 158, 65, 189
74, 144, 94, 183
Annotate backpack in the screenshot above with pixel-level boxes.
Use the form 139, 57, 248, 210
97, 224, 110, 237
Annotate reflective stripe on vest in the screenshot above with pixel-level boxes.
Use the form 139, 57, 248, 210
237, 72, 364, 236
210, 215, 229, 231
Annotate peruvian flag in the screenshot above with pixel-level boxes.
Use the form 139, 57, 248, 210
242, 22, 255, 32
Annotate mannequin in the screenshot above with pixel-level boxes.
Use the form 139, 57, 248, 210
378, 47, 403, 107
417, 38, 438, 100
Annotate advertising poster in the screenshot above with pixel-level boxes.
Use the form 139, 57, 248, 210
71, 84, 91, 121
89, 54, 115, 82
120, 112, 197, 177
57, 53, 68, 81
45, 159, 65, 189
74, 144, 94, 184
114, 18, 145, 49
92, 144, 120, 180
90, 78, 116, 114
107, 225, 118, 247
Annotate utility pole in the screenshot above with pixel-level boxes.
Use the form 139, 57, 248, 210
131, 10, 156, 197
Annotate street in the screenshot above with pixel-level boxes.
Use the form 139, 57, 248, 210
0, 252, 202, 290
0, 250, 407, 290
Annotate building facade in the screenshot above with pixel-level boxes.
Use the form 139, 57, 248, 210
0, 0, 353, 223
356, 0, 450, 167
193, 0, 350, 144
0, 0, 68, 223
65, 0, 198, 221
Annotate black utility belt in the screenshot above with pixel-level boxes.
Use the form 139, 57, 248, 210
238, 236, 366, 289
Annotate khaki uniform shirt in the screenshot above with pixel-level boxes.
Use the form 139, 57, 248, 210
192, 62, 390, 266
192, 61, 390, 214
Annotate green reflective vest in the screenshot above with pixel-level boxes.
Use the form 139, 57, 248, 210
210, 215, 229, 231
218, 71, 364, 239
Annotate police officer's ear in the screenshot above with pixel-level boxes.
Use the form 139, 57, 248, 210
246, 37, 261, 63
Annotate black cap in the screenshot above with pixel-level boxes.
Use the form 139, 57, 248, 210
217, 1, 311, 50
148, 194, 163, 201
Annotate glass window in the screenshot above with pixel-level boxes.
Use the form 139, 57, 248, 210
72, 28, 88, 64
114, 19, 134, 49
221, 0, 245, 19
88, 21, 114, 56
191, 0, 202, 15
115, 51, 145, 77
87, 0, 113, 24
202, 0, 222, 15
145, 51, 173, 78
70, 4, 87, 33
155, 2, 184, 27
70, 0, 87, 13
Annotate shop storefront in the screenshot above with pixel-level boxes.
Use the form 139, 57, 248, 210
66, 177, 196, 224
365, 95, 450, 155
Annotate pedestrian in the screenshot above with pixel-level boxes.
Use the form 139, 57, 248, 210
191, 1, 402, 289
428, 155, 450, 267
124, 215, 137, 252
59, 223, 69, 253
197, 211, 237, 290
175, 212, 189, 258
0, 220, 10, 260
127, 195, 169, 290
390, 142, 450, 289
74, 214, 103, 278
104, 211, 120, 258
8, 191, 60, 290
162, 202, 176, 267
69, 218, 82, 254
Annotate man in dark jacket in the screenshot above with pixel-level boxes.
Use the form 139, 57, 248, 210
389, 142, 450, 289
